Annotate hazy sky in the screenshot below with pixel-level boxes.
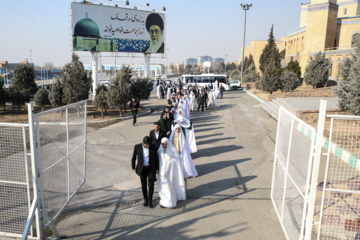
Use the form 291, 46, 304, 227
0, 0, 305, 67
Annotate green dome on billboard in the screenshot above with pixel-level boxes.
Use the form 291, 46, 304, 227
74, 13, 101, 38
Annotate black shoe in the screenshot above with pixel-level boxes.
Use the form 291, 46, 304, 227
149, 201, 153, 208
143, 200, 148, 207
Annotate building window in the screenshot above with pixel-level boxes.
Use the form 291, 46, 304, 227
343, 8, 347, 16
337, 58, 341, 78
352, 33, 360, 47
329, 59, 333, 77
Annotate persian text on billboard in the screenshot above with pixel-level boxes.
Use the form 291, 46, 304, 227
72, 2, 165, 53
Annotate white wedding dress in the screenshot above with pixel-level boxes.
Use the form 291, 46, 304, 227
169, 126, 198, 178
157, 143, 186, 208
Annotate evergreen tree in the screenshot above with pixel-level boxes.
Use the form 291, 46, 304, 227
0, 78, 8, 113
49, 79, 64, 108
130, 78, 153, 100
279, 49, 286, 59
62, 53, 92, 105
334, 40, 360, 114
243, 63, 258, 82
286, 60, 302, 77
94, 84, 108, 118
304, 52, 331, 88
11, 63, 37, 101
260, 59, 280, 94
280, 70, 298, 92
218, 62, 225, 73
34, 88, 50, 111
107, 68, 131, 117
229, 69, 241, 80
10, 91, 26, 111
259, 25, 281, 73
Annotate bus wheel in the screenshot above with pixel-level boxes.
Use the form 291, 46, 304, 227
233, 86, 237, 90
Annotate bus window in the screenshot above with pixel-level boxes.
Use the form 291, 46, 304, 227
217, 76, 226, 84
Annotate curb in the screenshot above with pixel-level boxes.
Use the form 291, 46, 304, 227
241, 88, 266, 104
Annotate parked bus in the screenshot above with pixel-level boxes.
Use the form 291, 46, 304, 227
180, 74, 230, 90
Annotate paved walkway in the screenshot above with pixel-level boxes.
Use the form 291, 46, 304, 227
54, 90, 285, 239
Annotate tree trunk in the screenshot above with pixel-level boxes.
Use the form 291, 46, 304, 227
119, 107, 122, 117
101, 108, 104, 119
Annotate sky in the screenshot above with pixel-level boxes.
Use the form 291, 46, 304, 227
0, 0, 306, 67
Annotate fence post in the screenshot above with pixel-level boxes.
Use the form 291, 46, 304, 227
304, 99, 327, 240
28, 103, 42, 239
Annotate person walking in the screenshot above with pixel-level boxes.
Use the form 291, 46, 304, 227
130, 97, 140, 126
131, 136, 159, 208
149, 122, 166, 149
197, 89, 207, 112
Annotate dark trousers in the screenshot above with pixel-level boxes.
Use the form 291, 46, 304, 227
197, 102, 204, 112
132, 111, 137, 125
140, 167, 154, 201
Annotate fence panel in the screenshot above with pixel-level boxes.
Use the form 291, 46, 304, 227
36, 100, 87, 228
271, 107, 316, 240
0, 123, 32, 238
316, 116, 360, 240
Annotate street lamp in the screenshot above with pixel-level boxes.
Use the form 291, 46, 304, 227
240, 3, 252, 85
224, 54, 228, 73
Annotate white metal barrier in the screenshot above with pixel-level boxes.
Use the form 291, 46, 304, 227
271, 107, 316, 240
0, 105, 41, 239
272, 100, 360, 239
0, 101, 87, 239
36, 100, 87, 229
314, 115, 360, 239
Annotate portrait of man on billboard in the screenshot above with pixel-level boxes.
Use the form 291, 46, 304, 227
143, 13, 164, 53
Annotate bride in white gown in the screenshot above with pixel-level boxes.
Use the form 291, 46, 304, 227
169, 124, 198, 178
157, 138, 186, 208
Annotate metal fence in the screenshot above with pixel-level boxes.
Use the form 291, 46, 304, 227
0, 105, 41, 239
314, 115, 360, 239
36, 100, 87, 228
271, 107, 316, 240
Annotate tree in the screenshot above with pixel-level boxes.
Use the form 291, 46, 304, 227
243, 63, 258, 82
286, 60, 301, 77
107, 67, 131, 117
259, 25, 281, 73
62, 53, 92, 105
10, 91, 26, 111
49, 79, 64, 108
130, 78, 153, 100
304, 52, 331, 88
279, 49, 286, 59
229, 69, 241, 80
12, 63, 37, 101
218, 62, 225, 73
334, 40, 360, 114
260, 59, 280, 94
280, 70, 298, 92
0, 78, 8, 113
94, 85, 108, 118
34, 88, 50, 111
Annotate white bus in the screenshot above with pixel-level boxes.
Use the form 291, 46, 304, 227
180, 74, 230, 90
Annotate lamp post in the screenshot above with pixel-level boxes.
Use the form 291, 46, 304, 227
224, 54, 228, 73
30, 50, 32, 64
240, 3, 252, 84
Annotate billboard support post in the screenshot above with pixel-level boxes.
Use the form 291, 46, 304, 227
144, 53, 151, 78
91, 52, 99, 97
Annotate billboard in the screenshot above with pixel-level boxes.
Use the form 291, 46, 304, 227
71, 2, 165, 53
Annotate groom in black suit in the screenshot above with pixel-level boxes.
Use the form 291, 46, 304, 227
131, 136, 159, 208
149, 122, 166, 149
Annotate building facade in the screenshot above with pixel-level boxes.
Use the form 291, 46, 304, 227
242, 0, 360, 79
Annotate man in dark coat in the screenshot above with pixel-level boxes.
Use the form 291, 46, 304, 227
149, 122, 166, 149
130, 97, 140, 126
159, 111, 172, 137
131, 136, 159, 208
197, 89, 207, 112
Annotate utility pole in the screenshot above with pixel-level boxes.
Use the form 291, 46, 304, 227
225, 54, 228, 73
240, 3, 252, 84
30, 50, 32, 64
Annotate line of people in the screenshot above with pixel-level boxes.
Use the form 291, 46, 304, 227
131, 89, 202, 209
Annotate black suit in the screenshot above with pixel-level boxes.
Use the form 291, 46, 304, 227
149, 130, 166, 149
130, 101, 140, 125
197, 92, 207, 112
131, 143, 159, 202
